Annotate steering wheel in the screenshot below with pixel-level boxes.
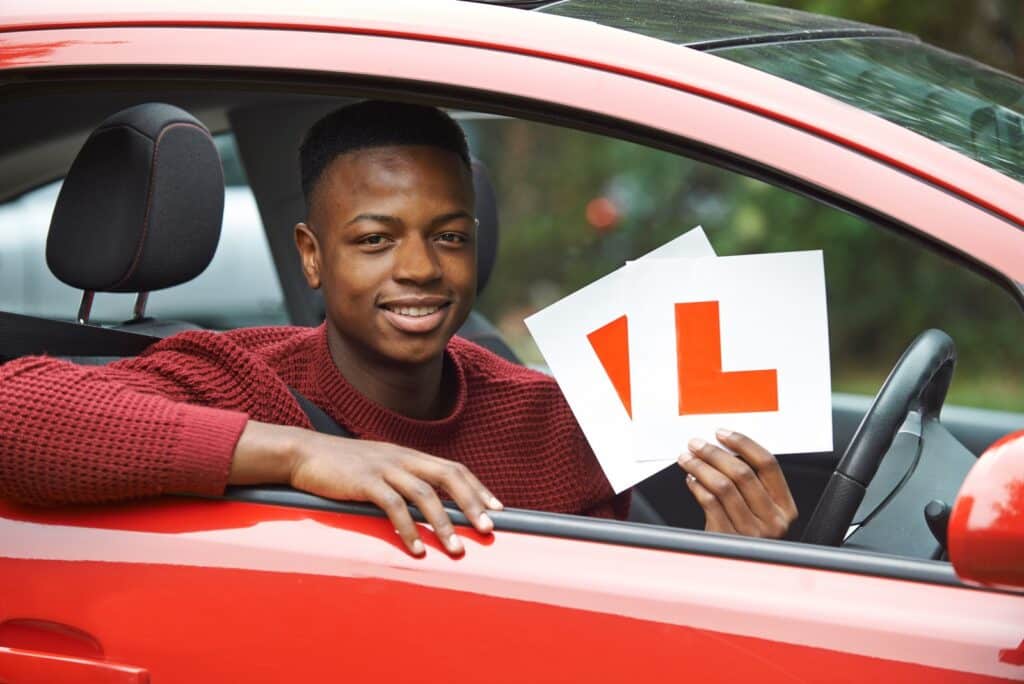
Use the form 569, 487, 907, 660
801, 329, 956, 546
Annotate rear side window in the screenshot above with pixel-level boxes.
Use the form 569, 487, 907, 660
0, 134, 288, 329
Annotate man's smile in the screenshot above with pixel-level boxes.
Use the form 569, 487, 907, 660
378, 296, 452, 334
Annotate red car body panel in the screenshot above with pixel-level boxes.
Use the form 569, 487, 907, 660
1, 499, 1022, 682
1, 3, 1023, 681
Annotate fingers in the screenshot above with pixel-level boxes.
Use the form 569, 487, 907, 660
288, 434, 499, 558
431, 455, 504, 512
718, 429, 798, 519
385, 469, 464, 556
679, 431, 796, 539
685, 473, 736, 534
404, 458, 496, 534
688, 437, 782, 526
454, 462, 504, 512
679, 449, 763, 536
365, 482, 426, 557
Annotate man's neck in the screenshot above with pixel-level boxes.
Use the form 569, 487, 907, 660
325, 326, 450, 420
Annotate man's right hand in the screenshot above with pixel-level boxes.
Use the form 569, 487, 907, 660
228, 420, 503, 557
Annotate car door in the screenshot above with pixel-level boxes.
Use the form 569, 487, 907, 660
2, 492, 1022, 682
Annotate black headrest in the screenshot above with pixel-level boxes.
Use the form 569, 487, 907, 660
47, 103, 224, 293
471, 159, 498, 294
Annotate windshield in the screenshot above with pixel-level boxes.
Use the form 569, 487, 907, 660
541, 0, 881, 46
719, 38, 1024, 184
542, 1, 1024, 183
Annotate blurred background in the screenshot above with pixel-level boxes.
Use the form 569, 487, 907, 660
761, 0, 1022, 75
465, 0, 1024, 411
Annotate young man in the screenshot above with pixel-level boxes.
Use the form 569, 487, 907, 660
0, 101, 797, 556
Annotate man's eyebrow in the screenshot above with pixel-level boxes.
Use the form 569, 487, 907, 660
429, 210, 475, 228
344, 213, 401, 228
343, 210, 475, 229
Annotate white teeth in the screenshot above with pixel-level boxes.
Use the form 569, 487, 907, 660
389, 305, 441, 317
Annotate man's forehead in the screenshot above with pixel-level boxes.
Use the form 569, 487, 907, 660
330, 145, 467, 178
315, 145, 474, 204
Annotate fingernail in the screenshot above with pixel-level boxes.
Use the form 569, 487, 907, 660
716, 428, 733, 440
448, 534, 464, 554
478, 512, 493, 532
688, 438, 706, 453
677, 452, 692, 465
411, 539, 425, 556
686, 473, 696, 483
488, 496, 504, 510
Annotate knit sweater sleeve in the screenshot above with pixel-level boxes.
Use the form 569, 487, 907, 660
0, 337, 254, 505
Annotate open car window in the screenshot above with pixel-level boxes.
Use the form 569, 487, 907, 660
463, 116, 1024, 416
0, 133, 288, 329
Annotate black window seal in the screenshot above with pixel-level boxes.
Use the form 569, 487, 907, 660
690, 28, 916, 53
217, 485, 1014, 594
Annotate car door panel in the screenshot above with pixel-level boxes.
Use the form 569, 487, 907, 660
1, 498, 1020, 682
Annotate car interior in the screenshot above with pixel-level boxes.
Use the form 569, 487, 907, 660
1, 74, 1022, 578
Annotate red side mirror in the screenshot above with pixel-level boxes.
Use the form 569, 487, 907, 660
948, 430, 1024, 592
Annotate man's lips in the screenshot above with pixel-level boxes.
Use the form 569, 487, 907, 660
378, 299, 452, 334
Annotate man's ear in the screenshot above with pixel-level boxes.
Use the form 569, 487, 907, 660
294, 222, 322, 290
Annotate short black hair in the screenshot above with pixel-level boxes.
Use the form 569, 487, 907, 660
299, 100, 471, 208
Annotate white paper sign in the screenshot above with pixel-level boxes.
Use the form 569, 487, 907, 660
524, 228, 716, 493
628, 251, 832, 462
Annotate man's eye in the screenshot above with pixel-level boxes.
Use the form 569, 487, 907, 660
359, 234, 388, 246
436, 232, 467, 244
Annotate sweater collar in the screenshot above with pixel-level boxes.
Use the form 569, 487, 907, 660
311, 324, 468, 442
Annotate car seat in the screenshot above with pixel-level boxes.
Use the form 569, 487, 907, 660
46, 102, 224, 338
0, 103, 223, 363
456, 159, 521, 363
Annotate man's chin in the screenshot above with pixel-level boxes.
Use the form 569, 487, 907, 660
376, 332, 452, 367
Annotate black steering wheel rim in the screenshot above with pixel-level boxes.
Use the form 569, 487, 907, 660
801, 329, 956, 546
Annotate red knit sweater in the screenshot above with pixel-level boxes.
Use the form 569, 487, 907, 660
0, 325, 626, 518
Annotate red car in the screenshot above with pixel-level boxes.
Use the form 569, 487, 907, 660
1, 1, 1022, 681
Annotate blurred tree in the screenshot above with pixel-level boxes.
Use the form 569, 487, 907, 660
758, 0, 1022, 75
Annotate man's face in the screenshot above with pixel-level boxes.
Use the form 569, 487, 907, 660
297, 145, 477, 367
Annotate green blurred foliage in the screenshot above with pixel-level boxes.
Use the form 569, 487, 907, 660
465, 119, 1024, 411
758, 0, 1023, 76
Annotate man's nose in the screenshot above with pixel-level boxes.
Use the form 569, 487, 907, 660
393, 234, 442, 284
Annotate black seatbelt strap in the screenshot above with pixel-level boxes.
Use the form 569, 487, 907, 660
288, 387, 352, 438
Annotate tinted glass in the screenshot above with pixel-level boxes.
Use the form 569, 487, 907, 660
541, 0, 874, 46
721, 38, 1024, 184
